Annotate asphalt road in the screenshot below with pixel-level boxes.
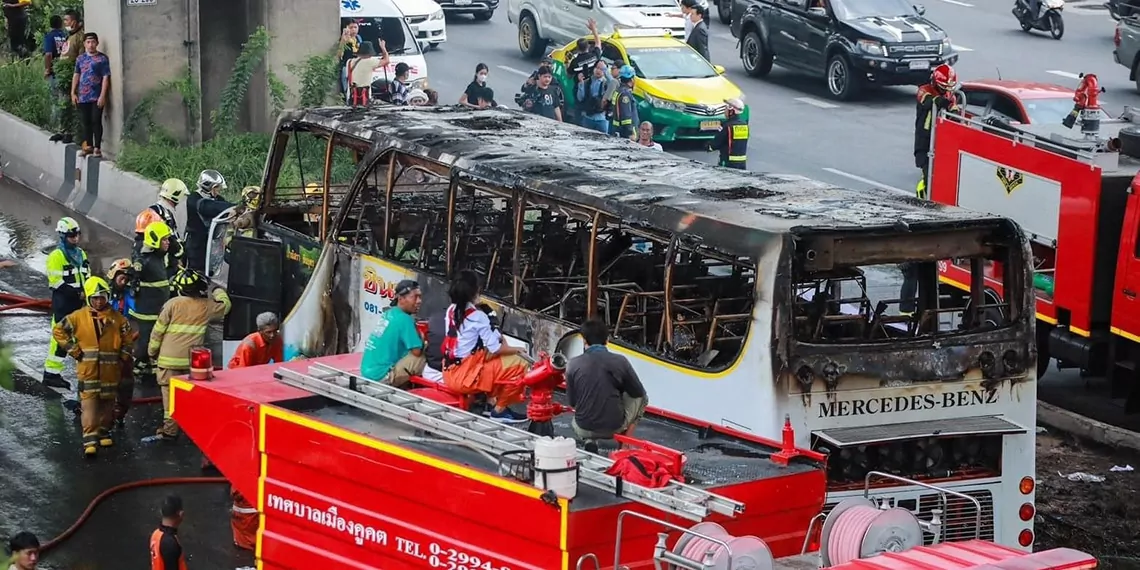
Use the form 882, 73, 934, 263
421, 0, 1135, 193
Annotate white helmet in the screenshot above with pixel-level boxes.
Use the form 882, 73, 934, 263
197, 170, 227, 193
407, 89, 430, 106
56, 217, 80, 235
159, 178, 189, 204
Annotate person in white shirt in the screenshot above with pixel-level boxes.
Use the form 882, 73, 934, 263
347, 40, 389, 106
638, 121, 664, 150
669, 0, 708, 37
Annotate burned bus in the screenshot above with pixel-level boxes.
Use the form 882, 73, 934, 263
209, 106, 1038, 549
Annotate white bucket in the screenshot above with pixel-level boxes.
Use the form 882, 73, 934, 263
532, 436, 579, 500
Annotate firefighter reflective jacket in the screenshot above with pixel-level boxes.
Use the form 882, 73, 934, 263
46, 247, 90, 292
609, 85, 639, 136
711, 115, 748, 169
148, 289, 232, 370
131, 251, 176, 321
914, 85, 961, 158
52, 305, 132, 384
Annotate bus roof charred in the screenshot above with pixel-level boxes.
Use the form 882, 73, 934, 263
279, 106, 1009, 260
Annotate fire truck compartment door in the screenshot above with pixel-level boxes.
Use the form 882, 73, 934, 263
224, 236, 284, 341
813, 416, 1026, 447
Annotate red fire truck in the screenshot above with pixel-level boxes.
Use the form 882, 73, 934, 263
171, 353, 1098, 569
930, 79, 1140, 413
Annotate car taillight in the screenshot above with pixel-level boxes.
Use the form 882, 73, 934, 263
1018, 529, 1034, 547
1116, 26, 1122, 48
1019, 503, 1035, 521
1019, 476, 1034, 494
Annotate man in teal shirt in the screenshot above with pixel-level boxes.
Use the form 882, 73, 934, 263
361, 279, 426, 386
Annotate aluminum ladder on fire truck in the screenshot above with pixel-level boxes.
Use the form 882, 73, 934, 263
274, 362, 745, 522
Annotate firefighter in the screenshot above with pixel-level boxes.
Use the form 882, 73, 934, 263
609, 65, 639, 140
232, 185, 262, 238
134, 178, 188, 263
149, 267, 232, 440
709, 98, 748, 169
914, 63, 960, 200
43, 217, 90, 408
105, 258, 138, 424
51, 276, 132, 457
185, 170, 234, 273
131, 221, 179, 386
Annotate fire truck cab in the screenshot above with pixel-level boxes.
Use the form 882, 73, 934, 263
930, 104, 1140, 414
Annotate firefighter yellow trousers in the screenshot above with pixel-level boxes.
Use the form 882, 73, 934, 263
156, 367, 187, 437
80, 379, 117, 450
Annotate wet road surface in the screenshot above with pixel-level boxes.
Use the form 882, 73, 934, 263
0, 177, 249, 570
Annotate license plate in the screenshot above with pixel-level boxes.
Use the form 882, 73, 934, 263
455, 0, 472, 5
908, 60, 931, 71
699, 120, 720, 131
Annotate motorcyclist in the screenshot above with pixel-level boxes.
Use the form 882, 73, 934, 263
134, 178, 188, 265
185, 170, 235, 273
130, 221, 178, 386
709, 98, 748, 169
914, 63, 960, 200
43, 217, 90, 408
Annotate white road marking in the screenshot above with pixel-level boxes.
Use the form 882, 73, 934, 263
795, 96, 839, 109
1046, 70, 1082, 80
940, 0, 973, 6
822, 168, 908, 194
953, 44, 973, 52
497, 65, 530, 77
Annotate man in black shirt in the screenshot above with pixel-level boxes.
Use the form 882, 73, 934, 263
149, 495, 187, 570
568, 18, 602, 82
566, 319, 648, 452
529, 66, 563, 122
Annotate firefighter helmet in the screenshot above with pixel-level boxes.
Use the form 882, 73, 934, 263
84, 276, 111, 301
106, 258, 133, 281
304, 183, 323, 197
172, 267, 208, 297
241, 185, 263, 209
197, 170, 227, 193
159, 179, 189, 204
143, 221, 173, 250
931, 64, 958, 92
56, 217, 80, 236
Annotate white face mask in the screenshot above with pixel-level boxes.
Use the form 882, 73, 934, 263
477, 74, 488, 83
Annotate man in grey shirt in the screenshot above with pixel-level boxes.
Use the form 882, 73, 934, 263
565, 318, 649, 452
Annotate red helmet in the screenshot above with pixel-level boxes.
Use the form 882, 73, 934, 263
931, 64, 958, 92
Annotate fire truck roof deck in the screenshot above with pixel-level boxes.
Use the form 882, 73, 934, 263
979, 112, 1140, 176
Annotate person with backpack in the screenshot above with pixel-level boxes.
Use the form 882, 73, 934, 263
577, 60, 610, 134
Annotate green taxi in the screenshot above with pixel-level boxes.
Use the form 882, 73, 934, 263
549, 28, 750, 142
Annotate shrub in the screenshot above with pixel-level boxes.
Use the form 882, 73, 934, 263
0, 57, 54, 128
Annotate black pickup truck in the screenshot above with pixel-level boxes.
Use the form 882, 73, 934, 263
729, 0, 958, 100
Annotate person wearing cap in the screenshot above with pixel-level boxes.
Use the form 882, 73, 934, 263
361, 279, 426, 386
71, 31, 110, 157
347, 40, 390, 106
709, 97, 748, 169
569, 18, 602, 91
389, 62, 413, 105
610, 65, 639, 140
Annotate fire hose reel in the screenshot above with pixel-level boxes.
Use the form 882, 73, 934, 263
668, 522, 775, 570
819, 498, 925, 568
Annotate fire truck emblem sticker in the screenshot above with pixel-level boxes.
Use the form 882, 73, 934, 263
995, 167, 1025, 195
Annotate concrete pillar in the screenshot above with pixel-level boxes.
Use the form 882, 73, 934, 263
81, 0, 338, 156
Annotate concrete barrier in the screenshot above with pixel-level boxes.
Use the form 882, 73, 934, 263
0, 109, 185, 239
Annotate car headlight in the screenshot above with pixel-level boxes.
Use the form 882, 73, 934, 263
856, 39, 887, 57
430, 9, 444, 20
411, 78, 430, 90
940, 36, 952, 54
645, 93, 685, 113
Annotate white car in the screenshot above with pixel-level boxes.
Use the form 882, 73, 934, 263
341, 0, 431, 89
507, 0, 685, 58
391, 0, 448, 48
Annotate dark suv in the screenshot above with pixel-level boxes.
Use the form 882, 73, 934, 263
730, 0, 958, 100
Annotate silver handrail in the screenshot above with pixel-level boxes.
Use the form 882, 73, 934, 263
863, 471, 982, 540
613, 510, 733, 570
576, 553, 600, 570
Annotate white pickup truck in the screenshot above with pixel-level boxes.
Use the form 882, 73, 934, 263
507, 0, 686, 58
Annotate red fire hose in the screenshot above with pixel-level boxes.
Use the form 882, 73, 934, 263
0, 292, 51, 314
38, 476, 228, 555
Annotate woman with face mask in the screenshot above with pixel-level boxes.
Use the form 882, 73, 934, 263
460, 63, 497, 109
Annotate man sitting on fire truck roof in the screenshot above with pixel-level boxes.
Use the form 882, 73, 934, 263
442, 271, 530, 423
566, 318, 648, 453
361, 280, 427, 387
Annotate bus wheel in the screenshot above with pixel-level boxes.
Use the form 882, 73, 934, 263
1037, 322, 1053, 380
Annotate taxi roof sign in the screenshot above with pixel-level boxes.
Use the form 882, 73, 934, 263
610, 28, 674, 39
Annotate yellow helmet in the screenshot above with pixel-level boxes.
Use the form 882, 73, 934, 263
84, 277, 111, 302
143, 221, 173, 250
304, 183, 323, 197
159, 179, 189, 204
241, 185, 263, 209
106, 258, 133, 281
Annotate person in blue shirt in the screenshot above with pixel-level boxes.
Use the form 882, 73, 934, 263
43, 16, 67, 82
361, 279, 426, 386
577, 60, 610, 134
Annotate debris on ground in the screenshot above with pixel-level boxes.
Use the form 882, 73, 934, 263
1035, 433, 1140, 569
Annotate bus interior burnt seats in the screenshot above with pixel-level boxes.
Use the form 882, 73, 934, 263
262, 127, 366, 239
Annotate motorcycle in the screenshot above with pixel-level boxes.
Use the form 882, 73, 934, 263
1013, 0, 1065, 40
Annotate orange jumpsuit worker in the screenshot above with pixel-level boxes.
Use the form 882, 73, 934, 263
224, 311, 282, 550
150, 495, 188, 570
52, 276, 133, 457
